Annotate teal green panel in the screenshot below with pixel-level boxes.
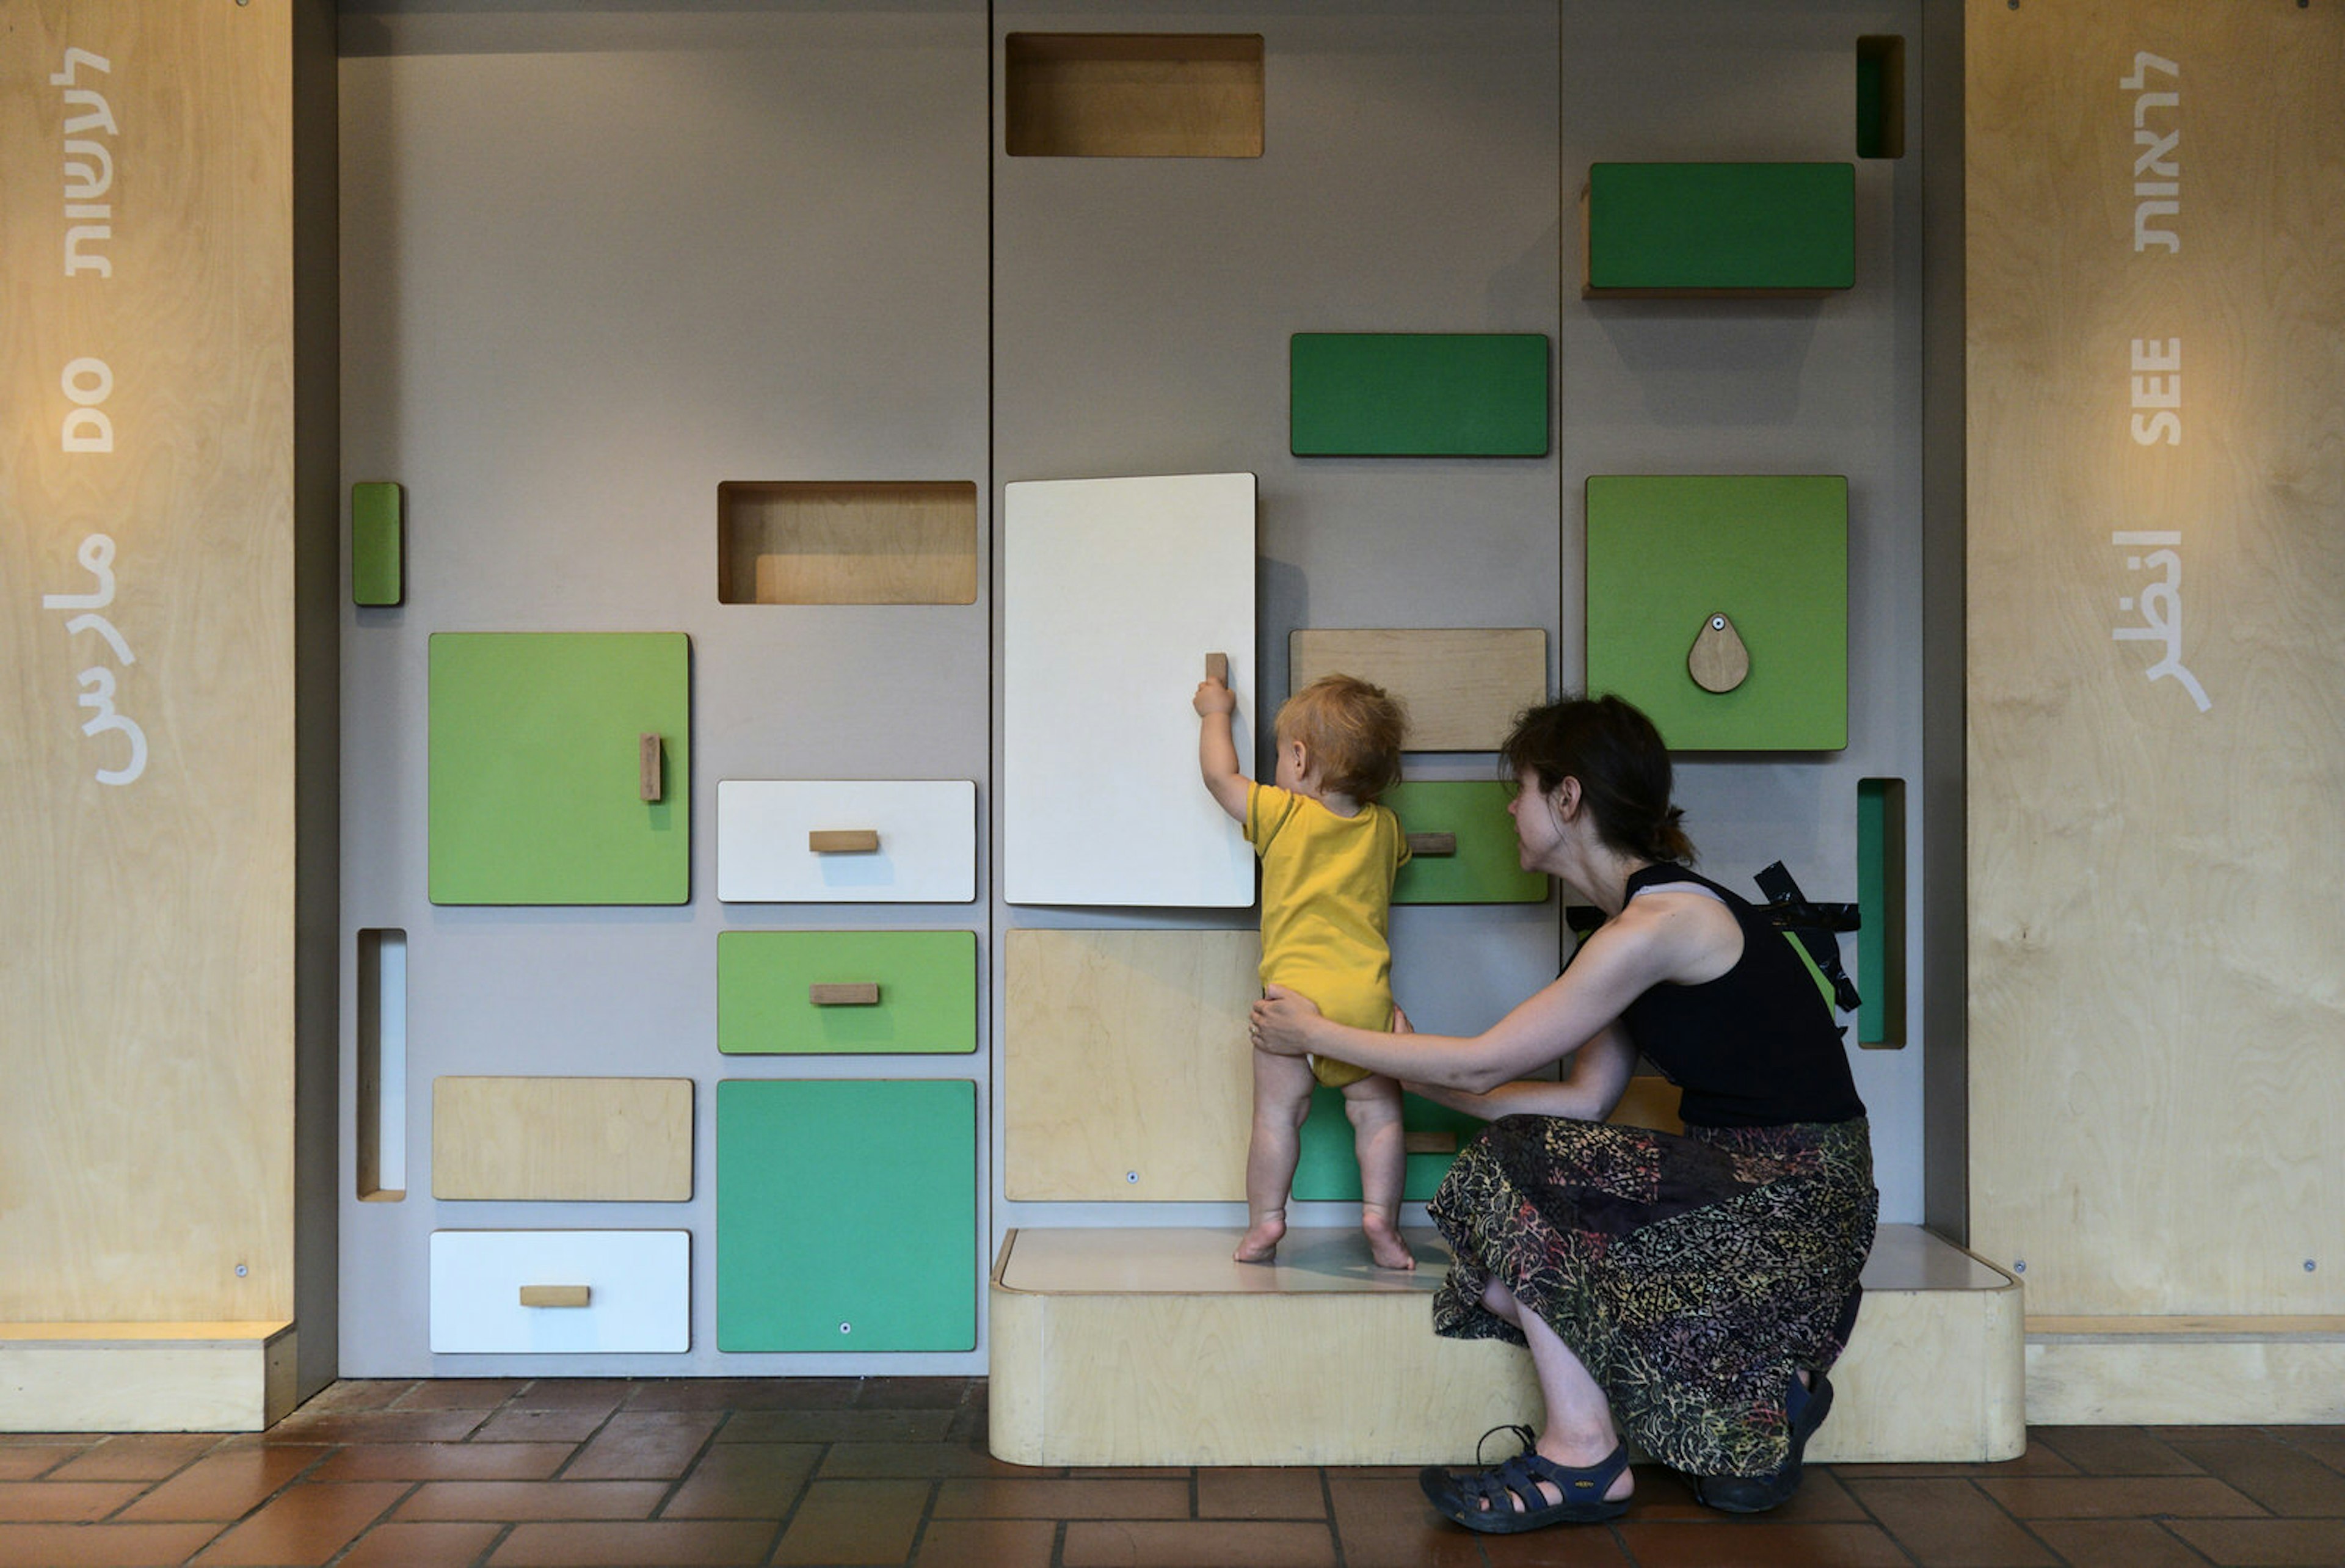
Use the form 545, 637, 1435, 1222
351, 482, 403, 606
719, 931, 978, 1056
1290, 335, 1549, 457
1292, 1087, 1482, 1202
1857, 778, 1906, 1045
716, 1078, 976, 1352
1583, 476, 1848, 752
1388, 780, 1547, 905
1587, 164, 1855, 292
428, 632, 691, 904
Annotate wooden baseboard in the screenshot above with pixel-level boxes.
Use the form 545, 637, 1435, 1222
2026, 1331, 2345, 1425
0, 1322, 296, 1432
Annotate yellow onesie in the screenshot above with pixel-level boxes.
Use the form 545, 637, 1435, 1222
1246, 782, 1411, 1088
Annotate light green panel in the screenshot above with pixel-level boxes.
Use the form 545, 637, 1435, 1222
1292, 1087, 1481, 1202
716, 1078, 976, 1352
428, 632, 691, 905
1387, 780, 1547, 905
718, 931, 977, 1056
1584, 476, 1849, 752
351, 481, 403, 607
1585, 163, 1855, 292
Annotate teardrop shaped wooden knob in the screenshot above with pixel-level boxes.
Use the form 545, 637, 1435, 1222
1688, 612, 1750, 693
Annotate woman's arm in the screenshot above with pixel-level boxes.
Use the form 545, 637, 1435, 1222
1402, 1023, 1638, 1123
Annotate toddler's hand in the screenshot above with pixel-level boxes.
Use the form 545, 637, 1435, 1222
1193, 679, 1236, 716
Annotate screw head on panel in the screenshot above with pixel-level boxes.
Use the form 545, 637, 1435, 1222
2013, 1259, 2026, 1274
838, 1321, 852, 1334
1126, 1171, 1139, 1183
234, 1263, 249, 1277
2307, 1260, 2319, 1272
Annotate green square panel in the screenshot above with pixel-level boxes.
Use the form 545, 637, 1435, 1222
1584, 476, 1848, 752
1292, 1087, 1482, 1202
1290, 334, 1549, 457
429, 632, 691, 904
1586, 163, 1855, 293
351, 481, 403, 606
716, 1078, 976, 1352
1387, 780, 1547, 905
719, 931, 978, 1056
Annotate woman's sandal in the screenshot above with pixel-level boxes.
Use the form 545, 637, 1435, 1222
1690, 1370, 1834, 1514
1419, 1424, 1631, 1534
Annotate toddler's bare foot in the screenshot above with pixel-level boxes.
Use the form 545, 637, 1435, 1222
1235, 1212, 1285, 1263
1363, 1211, 1416, 1271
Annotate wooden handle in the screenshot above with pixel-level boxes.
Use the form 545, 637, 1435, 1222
1403, 1130, 1459, 1155
1205, 652, 1229, 684
519, 1285, 591, 1308
810, 982, 882, 1007
1688, 612, 1751, 694
638, 734, 663, 802
809, 829, 881, 854
1406, 832, 1457, 857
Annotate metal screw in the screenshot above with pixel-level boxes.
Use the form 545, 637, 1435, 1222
234, 1263, 248, 1277
838, 1321, 852, 1335
1126, 1171, 1139, 1184
2012, 1260, 2026, 1274
2307, 1260, 2318, 1273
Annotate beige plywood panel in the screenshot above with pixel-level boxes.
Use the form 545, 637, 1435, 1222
1004, 928, 1260, 1201
1288, 629, 1547, 753
0, 2, 296, 1320
1966, 0, 2345, 1316
2025, 1337, 2345, 1426
0, 1323, 295, 1432
432, 1078, 693, 1202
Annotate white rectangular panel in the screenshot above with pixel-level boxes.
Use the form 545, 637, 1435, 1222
429, 1230, 689, 1354
1005, 473, 1257, 906
716, 780, 977, 902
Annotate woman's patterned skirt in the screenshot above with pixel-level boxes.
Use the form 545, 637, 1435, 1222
1427, 1114, 1877, 1478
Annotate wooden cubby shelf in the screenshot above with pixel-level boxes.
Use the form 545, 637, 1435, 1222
1005, 34, 1265, 159
716, 481, 978, 606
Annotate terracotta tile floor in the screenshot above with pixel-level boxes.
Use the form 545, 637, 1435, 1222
3, 1380, 2342, 1566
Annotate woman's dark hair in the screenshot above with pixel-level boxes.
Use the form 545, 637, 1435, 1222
1500, 694, 1695, 864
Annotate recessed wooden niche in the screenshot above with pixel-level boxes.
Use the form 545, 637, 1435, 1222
717, 481, 978, 606
1005, 34, 1265, 158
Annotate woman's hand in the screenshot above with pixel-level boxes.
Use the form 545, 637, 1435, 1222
1248, 984, 1323, 1056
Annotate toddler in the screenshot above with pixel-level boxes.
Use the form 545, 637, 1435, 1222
1195, 670, 1415, 1269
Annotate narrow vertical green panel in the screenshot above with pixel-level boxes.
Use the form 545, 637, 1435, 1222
1583, 475, 1848, 752
716, 1079, 976, 1352
718, 931, 977, 1055
1388, 780, 1547, 905
428, 632, 691, 905
351, 481, 403, 606
1292, 1087, 1481, 1202
1586, 164, 1855, 292
1290, 334, 1549, 457
1858, 778, 1907, 1045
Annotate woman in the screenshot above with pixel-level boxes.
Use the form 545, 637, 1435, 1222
1249, 694, 1876, 1533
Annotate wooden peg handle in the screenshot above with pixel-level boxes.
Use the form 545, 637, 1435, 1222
638, 734, 663, 802
1205, 652, 1229, 684
810, 983, 882, 1007
809, 829, 881, 854
1688, 612, 1751, 694
519, 1285, 592, 1308
1406, 832, 1457, 857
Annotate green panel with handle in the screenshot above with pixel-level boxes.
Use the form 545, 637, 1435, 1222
428, 631, 691, 904
1584, 475, 1848, 752
1388, 780, 1547, 905
716, 1078, 976, 1352
351, 481, 404, 606
1290, 333, 1549, 457
718, 931, 977, 1055
1586, 163, 1855, 293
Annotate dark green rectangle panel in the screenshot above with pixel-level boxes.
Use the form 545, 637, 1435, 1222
1293, 1087, 1481, 1202
716, 1078, 977, 1352
1584, 475, 1848, 752
1858, 778, 1907, 1046
351, 481, 403, 606
428, 632, 691, 905
1387, 780, 1547, 904
1290, 334, 1549, 457
718, 931, 978, 1056
1586, 163, 1855, 293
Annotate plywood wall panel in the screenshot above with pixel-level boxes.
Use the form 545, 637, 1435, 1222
0, 0, 296, 1321
1966, 0, 2345, 1315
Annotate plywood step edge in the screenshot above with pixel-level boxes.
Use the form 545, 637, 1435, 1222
0, 1320, 294, 1345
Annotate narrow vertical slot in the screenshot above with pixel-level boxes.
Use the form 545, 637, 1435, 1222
1857, 780, 1907, 1046
357, 929, 408, 1199
1856, 36, 1907, 159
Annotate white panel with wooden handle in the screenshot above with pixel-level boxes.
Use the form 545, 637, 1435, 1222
429, 1230, 688, 1353
716, 780, 976, 902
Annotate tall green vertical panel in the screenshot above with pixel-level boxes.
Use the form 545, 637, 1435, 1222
1858, 778, 1907, 1045
1584, 476, 1848, 752
1292, 1087, 1482, 1202
718, 931, 978, 1055
428, 632, 691, 904
1290, 334, 1550, 456
351, 481, 404, 606
1585, 164, 1855, 292
716, 1079, 977, 1352
1387, 780, 1547, 904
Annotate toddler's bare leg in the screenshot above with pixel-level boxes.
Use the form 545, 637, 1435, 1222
1343, 1074, 1416, 1270
1238, 1047, 1317, 1262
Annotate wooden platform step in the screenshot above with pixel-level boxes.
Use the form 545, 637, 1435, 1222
988, 1224, 2020, 1467
0, 1321, 297, 1432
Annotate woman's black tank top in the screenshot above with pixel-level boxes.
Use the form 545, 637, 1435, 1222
1614, 863, 1867, 1128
